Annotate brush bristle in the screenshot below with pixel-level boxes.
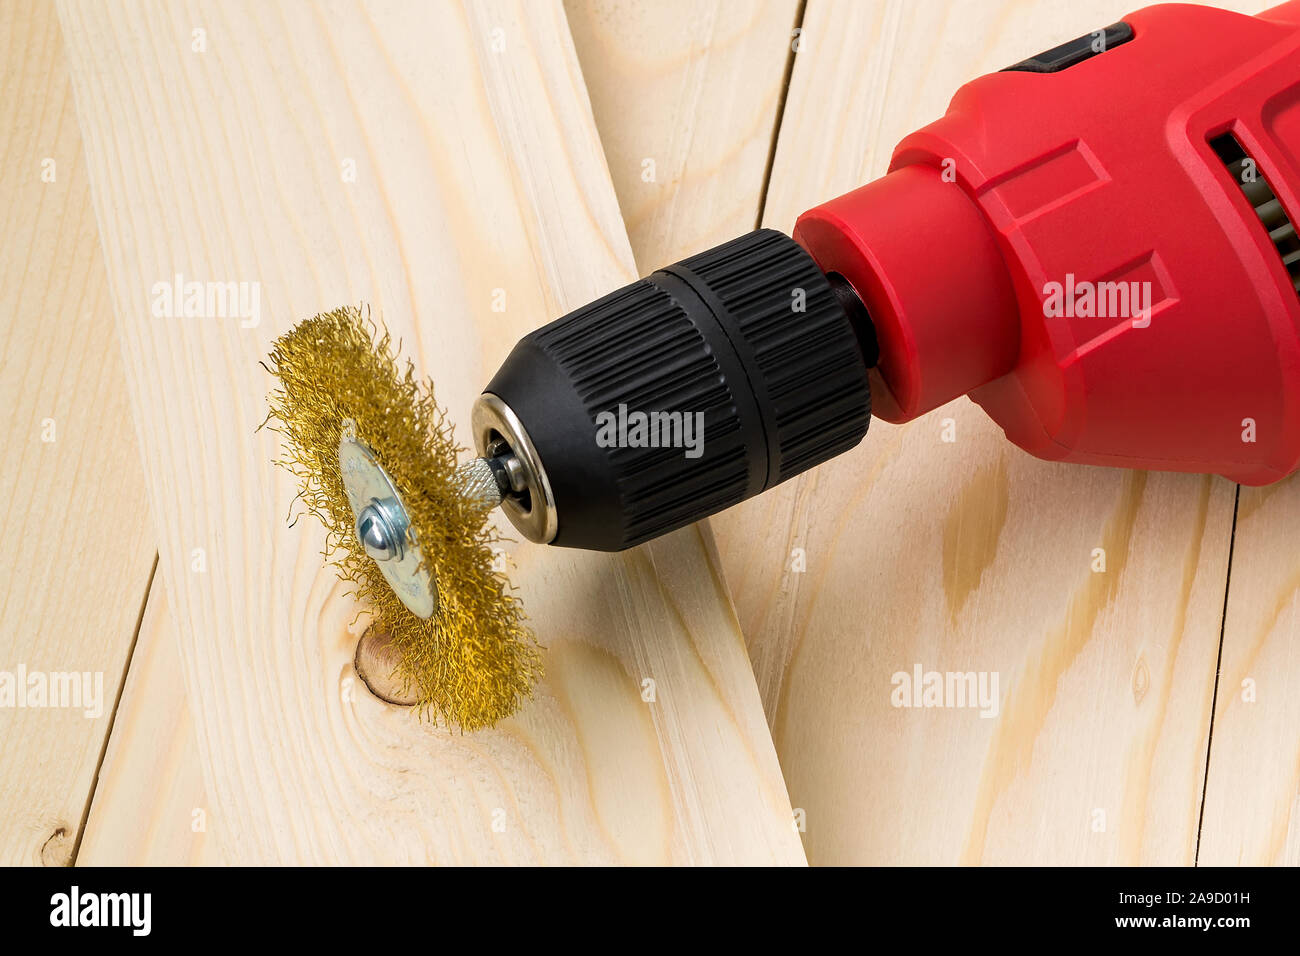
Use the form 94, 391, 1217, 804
264, 305, 541, 730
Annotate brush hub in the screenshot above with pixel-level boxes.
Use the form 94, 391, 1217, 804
337, 420, 438, 619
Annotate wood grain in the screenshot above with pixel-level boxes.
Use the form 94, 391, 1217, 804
564, 0, 800, 270
709, 0, 1263, 865
0, 0, 156, 866
60, 0, 804, 865
76, 582, 217, 865
1198, 478, 1300, 865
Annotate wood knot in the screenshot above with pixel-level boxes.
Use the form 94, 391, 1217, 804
354, 626, 418, 706
40, 826, 72, 867
1132, 655, 1150, 705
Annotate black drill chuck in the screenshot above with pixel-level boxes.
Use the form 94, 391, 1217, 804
478, 229, 874, 551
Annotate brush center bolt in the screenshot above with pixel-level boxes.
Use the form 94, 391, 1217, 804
356, 498, 406, 562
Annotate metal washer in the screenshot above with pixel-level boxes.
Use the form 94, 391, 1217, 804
337, 420, 437, 619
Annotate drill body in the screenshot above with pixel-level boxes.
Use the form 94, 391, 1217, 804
797, 1, 1300, 485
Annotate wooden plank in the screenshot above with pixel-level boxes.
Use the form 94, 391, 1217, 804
564, 0, 800, 269
60, 0, 804, 864
76, 580, 217, 865
79, 0, 804, 865
0, 0, 156, 866
709, 0, 1262, 864
1198, 481, 1300, 864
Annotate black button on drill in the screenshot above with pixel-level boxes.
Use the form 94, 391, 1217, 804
1002, 21, 1134, 74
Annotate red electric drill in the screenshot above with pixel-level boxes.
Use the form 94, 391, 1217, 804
463, 2, 1300, 555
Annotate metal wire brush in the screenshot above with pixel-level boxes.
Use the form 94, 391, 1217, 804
265, 306, 541, 731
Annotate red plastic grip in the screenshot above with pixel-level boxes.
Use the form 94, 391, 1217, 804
795, 2, 1300, 484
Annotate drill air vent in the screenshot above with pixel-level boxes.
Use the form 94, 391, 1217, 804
1210, 132, 1300, 300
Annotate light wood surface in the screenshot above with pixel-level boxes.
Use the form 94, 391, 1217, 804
60, 0, 803, 865
0, 0, 156, 866
76, 582, 217, 866
1198, 480, 1300, 865
708, 0, 1263, 865
564, 0, 800, 270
